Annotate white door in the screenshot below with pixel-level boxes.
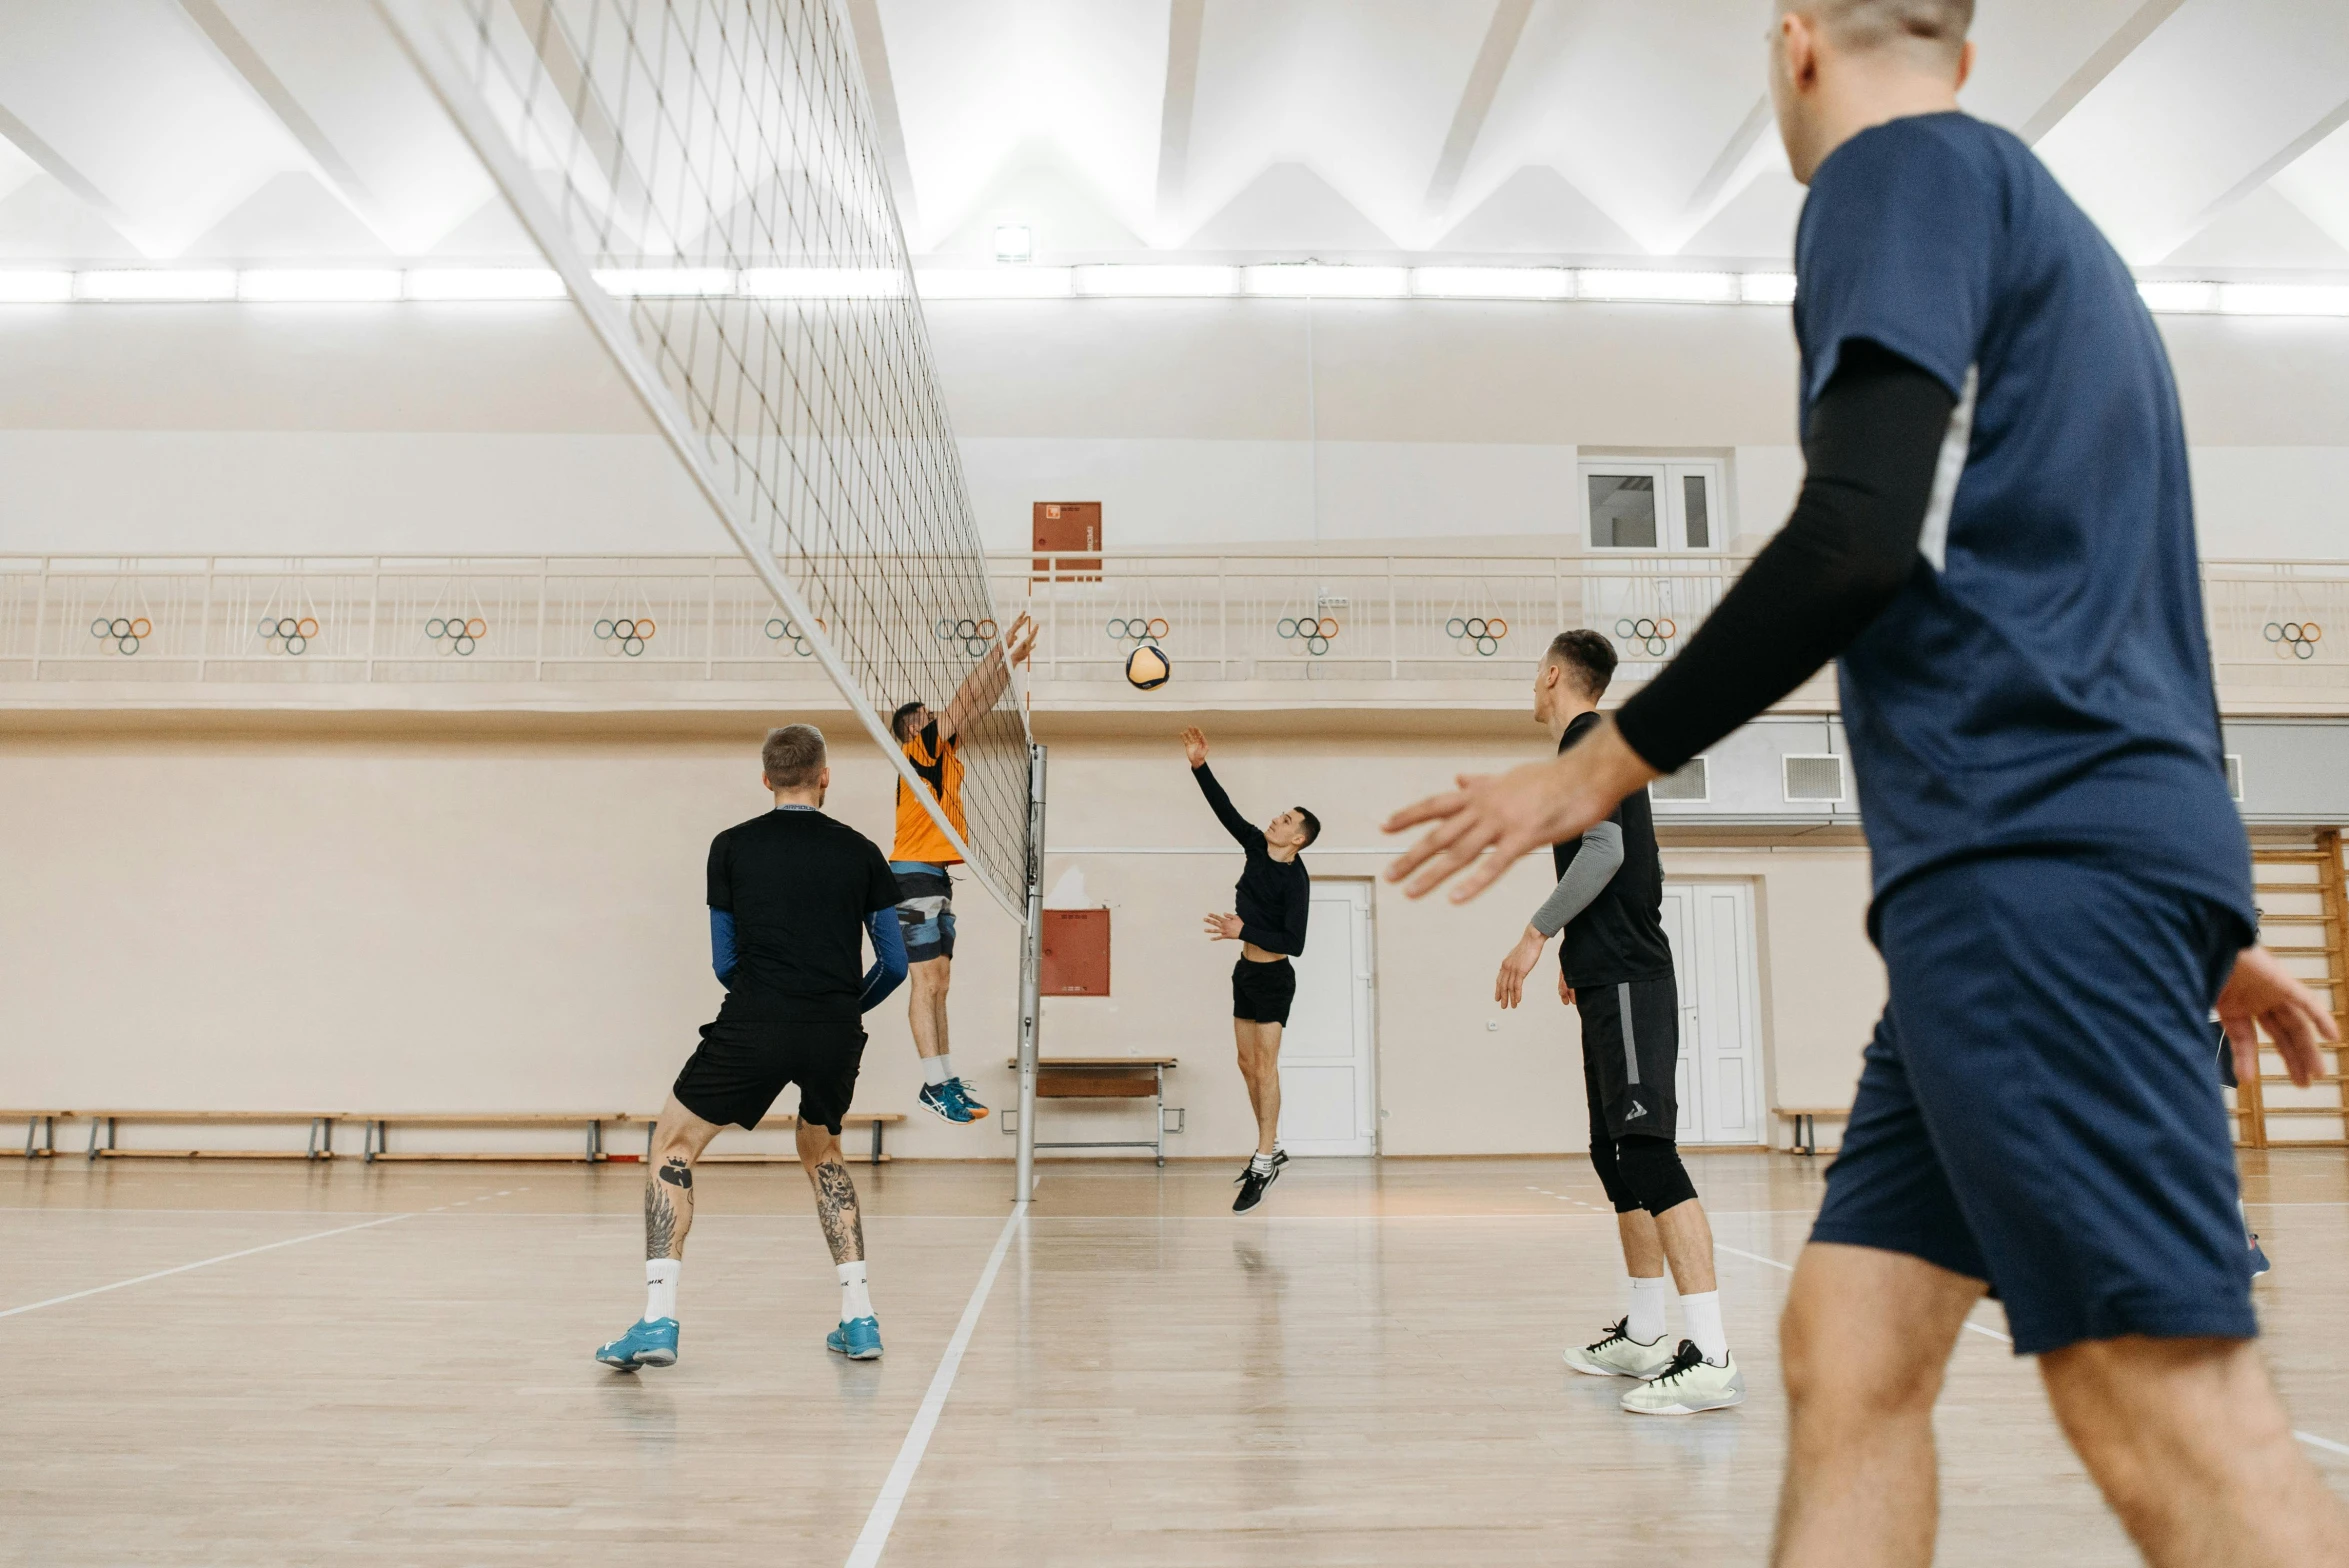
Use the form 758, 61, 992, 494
1277, 881, 1377, 1156
1658, 882, 1765, 1145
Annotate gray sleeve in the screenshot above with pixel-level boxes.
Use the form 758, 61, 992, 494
1529, 822, 1625, 937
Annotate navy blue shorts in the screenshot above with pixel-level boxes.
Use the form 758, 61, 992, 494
1811, 855, 2255, 1355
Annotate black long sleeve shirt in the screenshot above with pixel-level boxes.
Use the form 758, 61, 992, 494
1192, 763, 1310, 957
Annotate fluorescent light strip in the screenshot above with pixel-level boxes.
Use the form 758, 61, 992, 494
2216, 283, 2349, 317
1579, 269, 1738, 304
593, 267, 736, 298
239, 269, 404, 302
0, 271, 72, 303
738, 267, 906, 299
1075, 264, 1240, 298
916, 267, 1075, 300
77, 269, 237, 302
1245, 263, 1409, 299
404, 268, 565, 300
1413, 266, 1572, 300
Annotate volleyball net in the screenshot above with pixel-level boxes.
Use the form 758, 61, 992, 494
377, 0, 1033, 917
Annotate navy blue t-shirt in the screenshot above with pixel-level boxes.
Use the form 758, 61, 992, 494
1795, 112, 2251, 936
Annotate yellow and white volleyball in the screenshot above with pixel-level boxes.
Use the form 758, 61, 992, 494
1124, 643, 1172, 690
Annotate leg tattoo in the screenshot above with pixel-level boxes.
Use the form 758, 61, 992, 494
644, 1178, 679, 1260
814, 1156, 865, 1265
658, 1157, 692, 1189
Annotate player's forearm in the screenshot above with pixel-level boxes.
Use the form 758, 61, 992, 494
1613, 341, 1954, 773
710, 908, 738, 986
1192, 763, 1260, 847
1530, 823, 1624, 936
939, 648, 1010, 739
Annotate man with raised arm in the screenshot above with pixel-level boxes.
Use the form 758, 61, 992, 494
887, 611, 1037, 1125
1183, 726, 1318, 1213
596, 723, 907, 1371
1494, 630, 1740, 1414
1386, 4, 2346, 1563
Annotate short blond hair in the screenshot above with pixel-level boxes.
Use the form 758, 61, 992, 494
762, 723, 826, 789
1786, 0, 1972, 65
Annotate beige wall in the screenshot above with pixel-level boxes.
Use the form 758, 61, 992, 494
0, 721, 1881, 1160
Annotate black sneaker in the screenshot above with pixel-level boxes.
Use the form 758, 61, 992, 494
1233, 1160, 1281, 1213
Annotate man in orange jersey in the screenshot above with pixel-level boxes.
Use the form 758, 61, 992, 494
888, 612, 1036, 1123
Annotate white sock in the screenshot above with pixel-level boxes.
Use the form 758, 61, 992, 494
922, 1055, 950, 1087
1249, 1151, 1275, 1174
1627, 1275, 1668, 1344
1680, 1289, 1728, 1364
644, 1258, 680, 1323
838, 1260, 873, 1322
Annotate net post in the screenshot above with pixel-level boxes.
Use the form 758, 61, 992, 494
1015, 742, 1047, 1204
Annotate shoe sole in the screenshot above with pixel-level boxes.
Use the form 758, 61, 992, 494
828, 1343, 883, 1361
1562, 1353, 1663, 1380
1622, 1392, 1746, 1415
915, 1096, 975, 1125
597, 1349, 675, 1371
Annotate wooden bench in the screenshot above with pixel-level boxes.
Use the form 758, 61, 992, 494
1774, 1107, 1848, 1157
359, 1111, 904, 1165
1008, 1057, 1179, 1166
3, 1111, 65, 1158
59, 1111, 340, 1161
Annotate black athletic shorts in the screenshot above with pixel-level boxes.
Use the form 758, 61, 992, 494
1576, 975, 1679, 1142
1232, 956, 1297, 1025
673, 1013, 866, 1132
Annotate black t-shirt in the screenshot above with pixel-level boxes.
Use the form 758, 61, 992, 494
1553, 712, 1675, 987
707, 806, 899, 1022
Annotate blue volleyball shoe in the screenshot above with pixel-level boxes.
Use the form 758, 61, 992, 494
828, 1315, 884, 1360
945, 1077, 989, 1119
918, 1082, 976, 1123
596, 1317, 679, 1371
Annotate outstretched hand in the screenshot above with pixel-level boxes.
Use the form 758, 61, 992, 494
1181, 726, 1209, 768
1002, 611, 1037, 666
2218, 944, 2339, 1088
1204, 912, 1242, 941
1384, 716, 1658, 904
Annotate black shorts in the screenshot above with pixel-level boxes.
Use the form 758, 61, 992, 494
1232, 956, 1297, 1025
1576, 975, 1679, 1142
673, 1014, 866, 1132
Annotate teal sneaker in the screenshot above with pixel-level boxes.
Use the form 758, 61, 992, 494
596, 1317, 678, 1371
945, 1077, 990, 1119
827, 1315, 883, 1360
918, 1082, 976, 1124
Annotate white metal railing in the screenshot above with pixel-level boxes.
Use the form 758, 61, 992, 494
0, 553, 2341, 704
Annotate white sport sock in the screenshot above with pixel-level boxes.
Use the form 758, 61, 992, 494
1627, 1275, 1668, 1344
838, 1260, 873, 1322
1680, 1289, 1728, 1364
644, 1258, 680, 1323
922, 1055, 949, 1087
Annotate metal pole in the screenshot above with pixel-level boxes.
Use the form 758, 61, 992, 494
1014, 741, 1048, 1204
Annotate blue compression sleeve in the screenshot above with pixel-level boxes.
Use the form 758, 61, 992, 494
710, 908, 738, 986
861, 908, 909, 1012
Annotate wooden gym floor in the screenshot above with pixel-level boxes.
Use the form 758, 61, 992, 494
5, 1150, 2348, 1566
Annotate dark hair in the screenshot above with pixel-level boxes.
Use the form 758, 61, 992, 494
890, 701, 925, 742
1546, 629, 1618, 699
1294, 807, 1321, 848
762, 723, 827, 789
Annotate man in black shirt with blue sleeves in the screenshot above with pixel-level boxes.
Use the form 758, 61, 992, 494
1183, 727, 1317, 1212
1388, 2, 2348, 1561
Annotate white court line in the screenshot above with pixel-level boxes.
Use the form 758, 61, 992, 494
844, 1204, 1025, 1568
1713, 1240, 2013, 1343
2297, 1431, 2349, 1459
0, 1211, 414, 1320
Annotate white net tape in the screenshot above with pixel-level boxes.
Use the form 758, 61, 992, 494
379, 0, 1031, 914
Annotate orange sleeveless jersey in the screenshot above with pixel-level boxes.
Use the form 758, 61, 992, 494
891, 722, 967, 865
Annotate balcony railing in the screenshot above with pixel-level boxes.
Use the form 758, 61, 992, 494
0, 552, 2341, 711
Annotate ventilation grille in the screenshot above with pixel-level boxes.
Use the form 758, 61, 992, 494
1650, 757, 1709, 804
1783, 754, 1847, 803
2226, 754, 2244, 803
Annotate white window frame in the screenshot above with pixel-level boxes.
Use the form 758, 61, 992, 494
1580, 458, 1726, 553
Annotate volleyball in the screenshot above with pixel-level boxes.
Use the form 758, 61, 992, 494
1125, 643, 1172, 690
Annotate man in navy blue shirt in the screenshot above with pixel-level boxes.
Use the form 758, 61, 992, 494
1386, 3, 2347, 1561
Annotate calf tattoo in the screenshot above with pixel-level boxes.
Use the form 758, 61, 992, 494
814, 1155, 865, 1264
645, 1176, 680, 1260
658, 1157, 692, 1189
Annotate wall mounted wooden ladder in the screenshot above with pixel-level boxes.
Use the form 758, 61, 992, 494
2233, 829, 2349, 1148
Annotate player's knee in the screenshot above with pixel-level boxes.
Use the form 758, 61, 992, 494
1614, 1136, 1697, 1216
1587, 1138, 1642, 1214
910, 957, 949, 996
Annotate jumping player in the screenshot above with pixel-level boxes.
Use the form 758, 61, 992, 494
1494, 630, 1741, 1415
597, 724, 908, 1371
888, 611, 1036, 1125
1385, 3, 2347, 1562
1182, 726, 1318, 1213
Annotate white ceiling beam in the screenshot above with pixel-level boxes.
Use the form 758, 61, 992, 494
1421, 0, 1533, 220
0, 99, 130, 224
171, 0, 384, 218
502, 0, 669, 253
1153, 0, 1205, 234
2018, 0, 2189, 144
2161, 92, 2349, 261
844, 0, 921, 245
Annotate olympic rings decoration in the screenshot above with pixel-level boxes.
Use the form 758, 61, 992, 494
593, 615, 658, 658
764, 617, 816, 658
932, 615, 1001, 659
425, 615, 487, 656
1446, 613, 1511, 658
1277, 615, 1342, 656
1612, 615, 1679, 658
2265, 621, 2324, 660
256, 614, 320, 656
1106, 616, 1172, 644
89, 615, 152, 656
